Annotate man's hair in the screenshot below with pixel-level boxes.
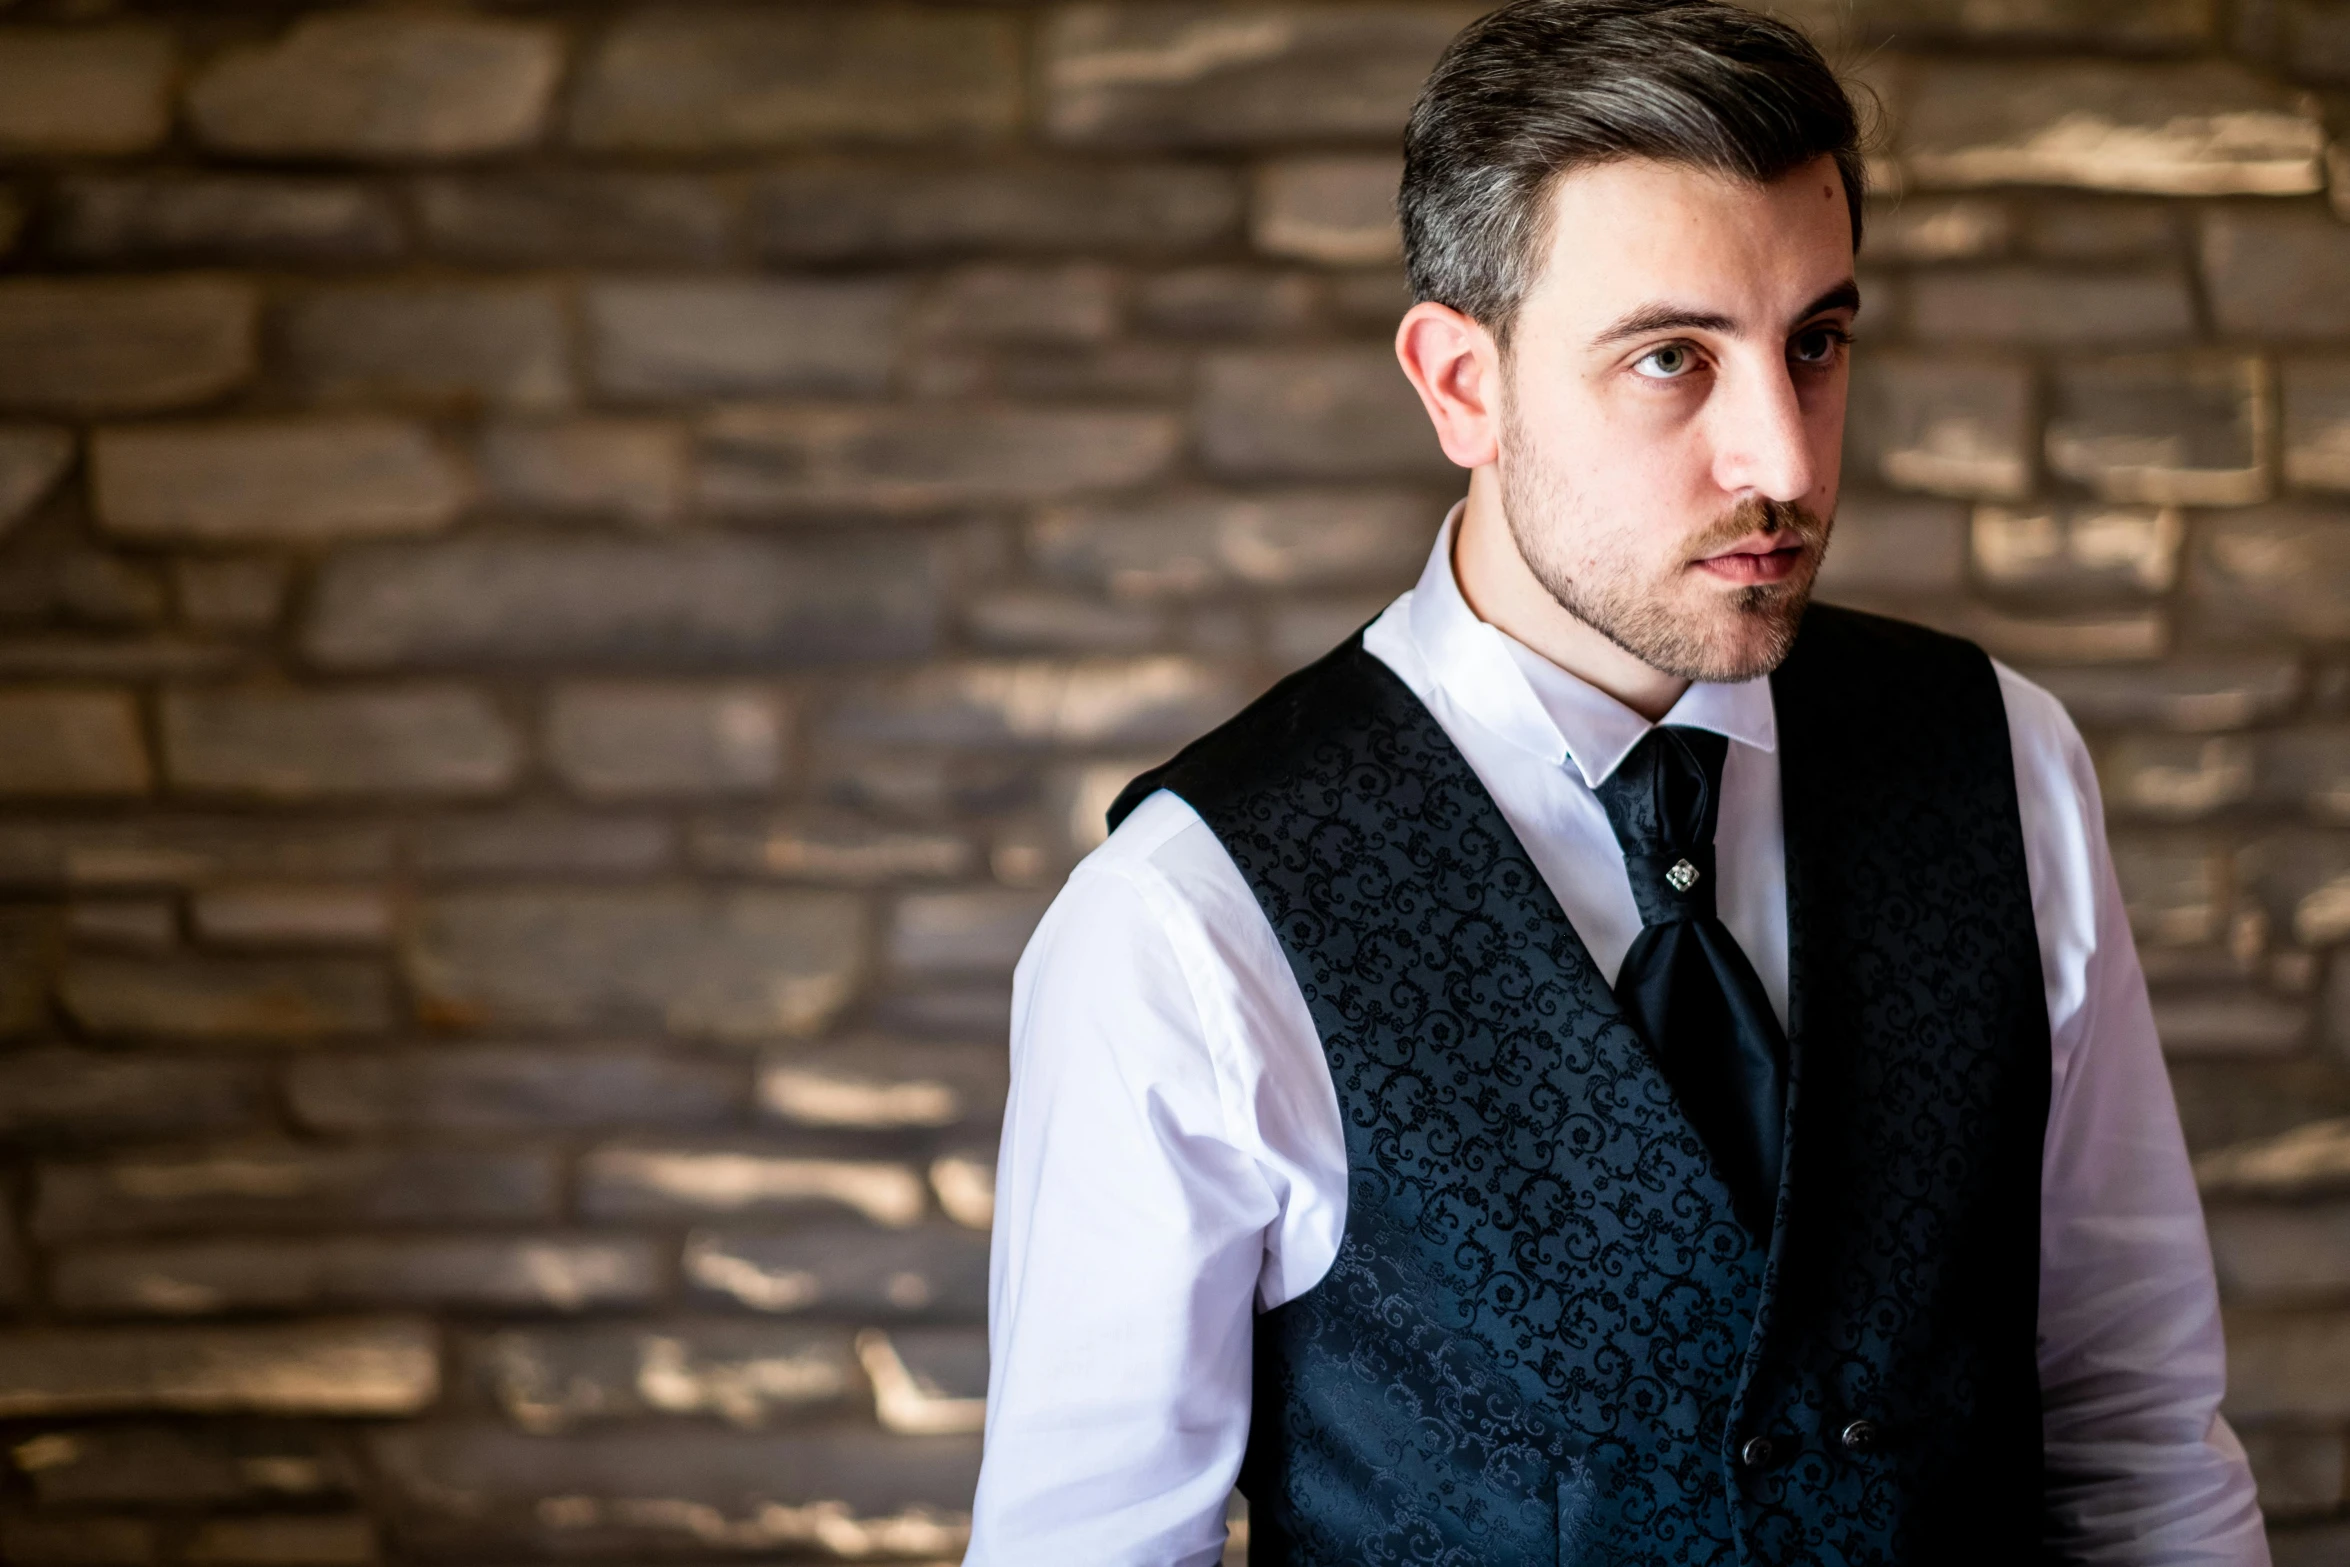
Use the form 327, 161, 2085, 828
1401, 0, 1867, 341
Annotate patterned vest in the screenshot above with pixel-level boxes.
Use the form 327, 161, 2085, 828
1108, 606, 2052, 1566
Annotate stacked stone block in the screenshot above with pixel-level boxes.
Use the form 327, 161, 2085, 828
0, 2, 2343, 1561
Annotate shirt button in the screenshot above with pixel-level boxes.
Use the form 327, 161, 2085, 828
1739, 1436, 1776, 1468
1840, 1419, 1879, 1453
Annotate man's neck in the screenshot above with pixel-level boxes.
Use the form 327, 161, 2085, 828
1449, 468, 1692, 723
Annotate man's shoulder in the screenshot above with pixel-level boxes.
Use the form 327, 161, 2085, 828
1780, 601, 2011, 728
1108, 632, 1404, 834
1786, 604, 2095, 842
1062, 787, 1266, 940
1789, 600, 1990, 672
1794, 602, 2085, 752
1985, 658, 2081, 749
1081, 785, 1223, 895
1988, 659, 2096, 824
1019, 788, 1298, 1067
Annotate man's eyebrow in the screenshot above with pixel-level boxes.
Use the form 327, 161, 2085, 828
1588, 302, 1737, 348
1587, 280, 1863, 350
1796, 280, 1862, 324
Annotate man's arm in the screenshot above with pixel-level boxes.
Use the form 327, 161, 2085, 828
967, 803, 1287, 1567
2001, 668, 2270, 1564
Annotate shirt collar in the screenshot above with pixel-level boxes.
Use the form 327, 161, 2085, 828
1403, 503, 1778, 789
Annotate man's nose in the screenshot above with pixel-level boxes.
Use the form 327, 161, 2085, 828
1710, 359, 1817, 504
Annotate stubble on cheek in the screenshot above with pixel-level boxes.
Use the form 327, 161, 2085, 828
1499, 416, 1832, 683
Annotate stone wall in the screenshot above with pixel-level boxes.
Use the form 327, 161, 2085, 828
0, 1, 2346, 1562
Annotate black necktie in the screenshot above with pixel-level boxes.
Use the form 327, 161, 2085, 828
1593, 726, 1789, 1235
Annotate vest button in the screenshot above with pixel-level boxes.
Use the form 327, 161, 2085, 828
1840, 1419, 1879, 1453
1739, 1436, 1776, 1468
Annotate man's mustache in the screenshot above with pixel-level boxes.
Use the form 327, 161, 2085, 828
1684, 497, 1831, 563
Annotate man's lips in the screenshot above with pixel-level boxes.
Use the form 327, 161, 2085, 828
1692, 537, 1810, 585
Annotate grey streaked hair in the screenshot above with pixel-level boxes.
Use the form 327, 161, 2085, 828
1401, 0, 1867, 342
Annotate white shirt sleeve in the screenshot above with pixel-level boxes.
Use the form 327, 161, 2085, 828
967, 792, 1342, 1567
2002, 666, 2270, 1565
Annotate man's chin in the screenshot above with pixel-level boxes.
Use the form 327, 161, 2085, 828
1525, 541, 1822, 685
1634, 580, 1816, 683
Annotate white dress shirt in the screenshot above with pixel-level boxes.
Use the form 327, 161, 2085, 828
969, 514, 2267, 1567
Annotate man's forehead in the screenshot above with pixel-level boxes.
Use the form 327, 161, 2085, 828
1524, 154, 1856, 333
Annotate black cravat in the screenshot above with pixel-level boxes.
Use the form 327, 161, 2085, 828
1593, 726, 1789, 1235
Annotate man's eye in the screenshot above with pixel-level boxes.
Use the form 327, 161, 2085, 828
1633, 344, 1697, 379
1791, 327, 1847, 364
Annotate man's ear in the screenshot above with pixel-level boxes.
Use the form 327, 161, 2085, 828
1395, 300, 1503, 470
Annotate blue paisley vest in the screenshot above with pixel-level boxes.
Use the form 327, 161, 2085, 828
1108, 606, 2052, 1566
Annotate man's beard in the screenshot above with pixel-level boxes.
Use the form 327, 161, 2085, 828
1499, 413, 1831, 684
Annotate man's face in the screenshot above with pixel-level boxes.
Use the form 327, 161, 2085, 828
1495, 155, 1855, 683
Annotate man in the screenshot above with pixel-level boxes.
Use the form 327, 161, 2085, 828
968, 2, 2267, 1562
